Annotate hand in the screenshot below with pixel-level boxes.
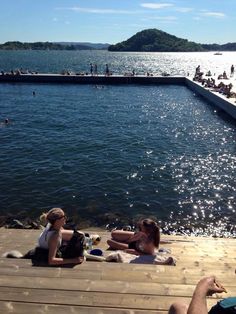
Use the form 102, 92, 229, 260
196, 276, 227, 296
129, 231, 147, 242
75, 256, 84, 264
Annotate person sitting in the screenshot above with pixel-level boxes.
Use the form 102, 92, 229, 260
168, 276, 227, 314
223, 83, 233, 97
107, 218, 160, 255
214, 81, 225, 93
223, 71, 228, 79
37, 207, 85, 266
206, 70, 212, 77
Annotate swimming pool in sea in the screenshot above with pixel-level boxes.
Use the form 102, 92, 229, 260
0, 82, 235, 235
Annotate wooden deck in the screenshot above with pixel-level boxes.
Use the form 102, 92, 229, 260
0, 228, 235, 313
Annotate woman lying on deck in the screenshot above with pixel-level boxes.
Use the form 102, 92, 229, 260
107, 218, 161, 255
37, 207, 85, 266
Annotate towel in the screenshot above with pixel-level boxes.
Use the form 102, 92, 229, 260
106, 250, 176, 265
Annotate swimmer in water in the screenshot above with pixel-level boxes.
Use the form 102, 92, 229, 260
0, 118, 10, 127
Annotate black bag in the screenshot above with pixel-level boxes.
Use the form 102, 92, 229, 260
30, 247, 63, 266
59, 230, 85, 258
209, 298, 236, 314
30, 247, 50, 266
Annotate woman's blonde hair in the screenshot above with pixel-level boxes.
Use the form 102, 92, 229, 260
40, 208, 64, 225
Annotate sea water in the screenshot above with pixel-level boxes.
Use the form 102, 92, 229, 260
0, 50, 236, 235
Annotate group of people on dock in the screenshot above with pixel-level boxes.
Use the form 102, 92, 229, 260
1, 63, 170, 78
0, 69, 38, 76
61, 63, 111, 76
88, 63, 110, 76
39, 208, 234, 314
33, 207, 163, 266
4, 207, 234, 313
193, 65, 236, 100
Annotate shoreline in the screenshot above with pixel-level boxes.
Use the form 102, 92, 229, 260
1, 213, 235, 238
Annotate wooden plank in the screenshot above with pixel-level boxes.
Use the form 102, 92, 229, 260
0, 266, 234, 286
1, 243, 235, 260
0, 261, 227, 279
1, 259, 234, 279
1, 257, 236, 271
0, 274, 195, 296
0, 302, 167, 314
1, 275, 235, 297
0, 286, 217, 311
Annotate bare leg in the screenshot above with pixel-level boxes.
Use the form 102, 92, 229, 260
168, 302, 188, 314
61, 229, 74, 241
107, 239, 129, 250
111, 230, 134, 243
61, 229, 84, 242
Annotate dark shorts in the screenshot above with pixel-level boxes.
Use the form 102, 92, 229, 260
128, 241, 137, 250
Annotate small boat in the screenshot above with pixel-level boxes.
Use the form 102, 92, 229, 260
214, 52, 223, 55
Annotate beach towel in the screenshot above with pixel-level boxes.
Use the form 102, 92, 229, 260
105, 249, 176, 265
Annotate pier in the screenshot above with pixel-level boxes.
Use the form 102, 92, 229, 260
0, 73, 236, 119
0, 73, 185, 85
0, 228, 236, 313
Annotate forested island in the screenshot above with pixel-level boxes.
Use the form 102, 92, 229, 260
108, 29, 236, 52
0, 41, 107, 50
1, 29, 236, 51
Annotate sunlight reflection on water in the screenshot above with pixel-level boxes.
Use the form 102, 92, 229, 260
0, 51, 236, 236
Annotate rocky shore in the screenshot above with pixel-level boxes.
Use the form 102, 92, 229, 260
1, 211, 236, 238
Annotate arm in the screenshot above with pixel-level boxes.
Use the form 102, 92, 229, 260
48, 233, 83, 266
187, 276, 226, 314
127, 231, 147, 243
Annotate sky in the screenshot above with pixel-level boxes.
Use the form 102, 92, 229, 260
0, 0, 236, 45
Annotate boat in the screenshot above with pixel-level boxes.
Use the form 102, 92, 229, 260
214, 52, 223, 55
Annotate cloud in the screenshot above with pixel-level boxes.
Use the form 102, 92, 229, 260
202, 11, 226, 18
140, 3, 173, 9
175, 7, 193, 13
57, 6, 138, 14
155, 16, 177, 20
143, 15, 177, 21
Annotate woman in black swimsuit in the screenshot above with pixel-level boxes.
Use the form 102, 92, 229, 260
107, 218, 160, 255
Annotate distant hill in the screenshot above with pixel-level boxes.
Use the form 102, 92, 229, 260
57, 42, 110, 50
108, 29, 204, 52
202, 42, 236, 51
1, 34, 236, 52
0, 41, 109, 50
108, 29, 236, 52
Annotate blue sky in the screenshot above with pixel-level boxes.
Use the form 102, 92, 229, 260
1, 0, 235, 44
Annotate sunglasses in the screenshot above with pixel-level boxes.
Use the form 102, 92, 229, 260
57, 215, 67, 220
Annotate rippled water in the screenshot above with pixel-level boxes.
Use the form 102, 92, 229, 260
1, 50, 236, 77
0, 51, 236, 235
